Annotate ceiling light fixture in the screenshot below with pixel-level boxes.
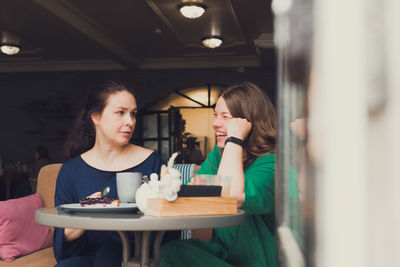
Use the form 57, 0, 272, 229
0, 44, 20, 55
179, 2, 206, 19
1, 31, 21, 55
202, 37, 223, 48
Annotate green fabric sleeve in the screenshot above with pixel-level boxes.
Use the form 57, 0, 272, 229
195, 145, 221, 175
241, 154, 276, 215
195, 146, 276, 216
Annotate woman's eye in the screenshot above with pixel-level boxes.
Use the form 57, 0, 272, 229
130, 112, 137, 117
117, 111, 124, 115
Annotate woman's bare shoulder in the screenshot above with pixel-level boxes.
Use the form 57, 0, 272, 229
125, 144, 155, 162
127, 144, 154, 157
122, 144, 156, 168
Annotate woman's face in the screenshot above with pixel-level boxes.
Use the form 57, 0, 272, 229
92, 91, 137, 146
212, 96, 233, 148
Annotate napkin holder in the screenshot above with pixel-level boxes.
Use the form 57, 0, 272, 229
146, 197, 237, 217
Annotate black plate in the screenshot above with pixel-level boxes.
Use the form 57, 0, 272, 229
177, 185, 222, 197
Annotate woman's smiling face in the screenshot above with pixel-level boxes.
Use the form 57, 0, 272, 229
212, 96, 233, 148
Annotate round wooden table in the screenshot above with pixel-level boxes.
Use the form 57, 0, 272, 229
36, 207, 245, 267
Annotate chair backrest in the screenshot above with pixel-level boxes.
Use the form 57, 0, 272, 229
172, 163, 197, 240
173, 163, 195, 184
37, 163, 62, 208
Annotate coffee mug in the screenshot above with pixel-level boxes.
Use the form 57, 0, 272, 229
116, 172, 142, 202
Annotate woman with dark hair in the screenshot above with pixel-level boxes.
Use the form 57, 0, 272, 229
54, 81, 164, 267
161, 82, 277, 266
29, 145, 50, 178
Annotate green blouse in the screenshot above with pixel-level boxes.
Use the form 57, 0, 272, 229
197, 145, 276, 267
161, 145, 277, 267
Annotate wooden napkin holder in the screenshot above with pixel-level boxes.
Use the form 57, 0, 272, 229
146, 197, 237, 217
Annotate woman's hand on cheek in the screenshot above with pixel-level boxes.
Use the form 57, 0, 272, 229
227, 118, 252, 140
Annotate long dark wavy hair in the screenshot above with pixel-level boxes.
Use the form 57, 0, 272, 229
63, 81, 133, 160
221, 82, 277, 169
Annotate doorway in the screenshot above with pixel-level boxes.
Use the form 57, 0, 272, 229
136, 85, 222, 162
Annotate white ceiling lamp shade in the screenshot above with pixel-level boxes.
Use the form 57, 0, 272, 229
0, 44, 20, 55
1, 31, 21, 55
179, 2, 206, 19
202, 36, 223, 48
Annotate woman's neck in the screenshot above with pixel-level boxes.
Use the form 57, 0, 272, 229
83, 141, 130, 166
81, 142, 151, 172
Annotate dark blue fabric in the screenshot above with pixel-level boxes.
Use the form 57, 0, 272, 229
53, 151, 163, 264
54, 242, 126, 267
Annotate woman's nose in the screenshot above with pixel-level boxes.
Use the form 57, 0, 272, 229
125, 114, 133, 125
212, 116, 221, 127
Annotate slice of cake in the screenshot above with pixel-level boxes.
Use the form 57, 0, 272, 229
79, 196, 120, 207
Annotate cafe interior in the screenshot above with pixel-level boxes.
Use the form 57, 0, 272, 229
0, 0, 399, 266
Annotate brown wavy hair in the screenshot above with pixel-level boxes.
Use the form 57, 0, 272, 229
63, 81, 133, 160
221, 82, 277, 169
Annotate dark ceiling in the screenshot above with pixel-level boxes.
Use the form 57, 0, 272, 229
0, 0, 275, 72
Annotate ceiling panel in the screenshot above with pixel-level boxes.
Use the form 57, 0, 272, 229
0, 0, 275, 71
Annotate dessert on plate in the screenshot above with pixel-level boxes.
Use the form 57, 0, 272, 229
79, 196, 120, 207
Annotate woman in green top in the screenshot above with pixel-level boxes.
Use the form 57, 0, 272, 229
161, 82, 277, 267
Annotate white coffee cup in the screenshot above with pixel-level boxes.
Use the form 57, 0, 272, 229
116, 172, 142, 202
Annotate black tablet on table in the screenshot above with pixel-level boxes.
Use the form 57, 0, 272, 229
177, 185, 222, 197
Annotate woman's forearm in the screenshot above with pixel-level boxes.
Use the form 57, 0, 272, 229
64, 228, 85, 242
217, 142, 245, 207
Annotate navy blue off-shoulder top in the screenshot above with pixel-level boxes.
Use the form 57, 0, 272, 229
53, 151, 163, 262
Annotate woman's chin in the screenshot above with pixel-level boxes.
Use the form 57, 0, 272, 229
116, 138, 131, 146
217, 140, 225, 149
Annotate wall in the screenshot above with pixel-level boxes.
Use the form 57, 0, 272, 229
0, 67, 275, 166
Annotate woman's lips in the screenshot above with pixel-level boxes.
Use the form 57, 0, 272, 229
216, 133, 227, 141
121, 131, 131, 138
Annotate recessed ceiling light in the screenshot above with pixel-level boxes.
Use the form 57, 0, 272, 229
178, 2, 206, 19
0, 44, 20, 55
202, 37, 223, 48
